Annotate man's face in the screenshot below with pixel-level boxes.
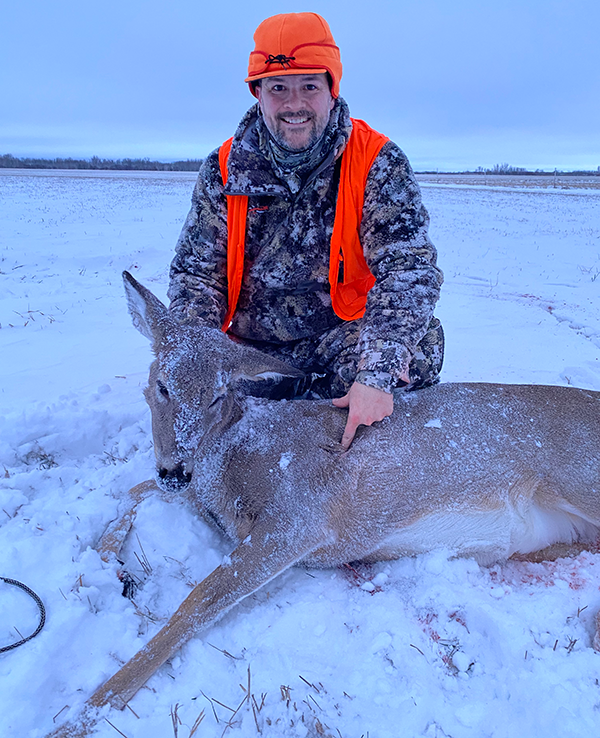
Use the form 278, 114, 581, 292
256, 73, 335, 152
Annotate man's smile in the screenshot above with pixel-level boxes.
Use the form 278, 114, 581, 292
279, 115, 312, 125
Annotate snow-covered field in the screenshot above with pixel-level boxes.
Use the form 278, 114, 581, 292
1, 169, 599, 738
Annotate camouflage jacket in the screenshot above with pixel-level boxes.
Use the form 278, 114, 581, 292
168, 98, 443, 392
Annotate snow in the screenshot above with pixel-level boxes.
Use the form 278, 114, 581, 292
1, 169, 600, 738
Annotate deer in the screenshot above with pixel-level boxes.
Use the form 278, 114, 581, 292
45, 270, 600, 737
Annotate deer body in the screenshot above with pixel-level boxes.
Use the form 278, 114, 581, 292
188, 382, 599, 569
44, 273, 600, 737
127, 265, 599, 580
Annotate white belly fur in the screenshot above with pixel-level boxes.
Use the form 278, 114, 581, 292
372, 502, 598, 566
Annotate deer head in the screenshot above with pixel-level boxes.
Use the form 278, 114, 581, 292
123, 271, 306, 491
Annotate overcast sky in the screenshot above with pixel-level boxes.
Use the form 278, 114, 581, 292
2, 0, 599, 171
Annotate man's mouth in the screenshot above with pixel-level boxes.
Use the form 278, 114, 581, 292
279, 115, 311, 125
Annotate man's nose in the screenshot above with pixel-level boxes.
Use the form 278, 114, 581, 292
285, 87, 305, 106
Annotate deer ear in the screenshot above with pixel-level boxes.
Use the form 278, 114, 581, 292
229, 346, 313, 400
123, 271, 170, 344
233, 371, 313, 400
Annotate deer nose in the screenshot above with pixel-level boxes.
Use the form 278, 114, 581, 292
157, 464, 192, 491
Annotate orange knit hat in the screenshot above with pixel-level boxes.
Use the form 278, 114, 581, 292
245, 13, 342, 98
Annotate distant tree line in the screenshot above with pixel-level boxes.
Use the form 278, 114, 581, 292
0, 154, 203, 171
469, 163, 599, 176
3, 153, 598, 176
417, 164, 599, 175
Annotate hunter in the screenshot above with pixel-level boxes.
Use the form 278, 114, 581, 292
168, 12, 444, 449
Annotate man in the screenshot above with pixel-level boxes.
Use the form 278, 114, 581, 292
168, 12, 444, 449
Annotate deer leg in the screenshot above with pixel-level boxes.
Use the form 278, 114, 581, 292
44, 525, 324, 738
593, 612, 600, 652
96, 480, 159, 564
509, 541, 594, 564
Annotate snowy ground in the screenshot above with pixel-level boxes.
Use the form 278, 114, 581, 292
1, 169, 600, 738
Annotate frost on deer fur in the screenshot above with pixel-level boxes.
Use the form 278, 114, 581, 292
125, 271, 600, 573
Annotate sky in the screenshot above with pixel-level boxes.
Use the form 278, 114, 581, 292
1, 0, 599, 172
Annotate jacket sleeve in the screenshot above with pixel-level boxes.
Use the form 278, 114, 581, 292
167, 150, 229, 328
355, 141, 443, 392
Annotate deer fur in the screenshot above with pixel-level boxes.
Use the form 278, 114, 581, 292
44, 271, 600, 737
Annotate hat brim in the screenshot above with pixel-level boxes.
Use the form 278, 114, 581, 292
245, 66, 329, 84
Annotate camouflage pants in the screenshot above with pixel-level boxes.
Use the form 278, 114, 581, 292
240, 318, 444, 398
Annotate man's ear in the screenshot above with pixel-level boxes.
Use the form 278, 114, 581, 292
254, 81, 263, 109
123, 271, 172, 347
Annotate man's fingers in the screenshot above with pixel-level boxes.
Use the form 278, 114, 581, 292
341, 416, 359, 450
342, 410, 382, 449
335, 393, 355, 449
332, 393, 350, 408
334, 383, 394, 450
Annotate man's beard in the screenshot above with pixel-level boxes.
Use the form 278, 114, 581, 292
268, 111, 327, 152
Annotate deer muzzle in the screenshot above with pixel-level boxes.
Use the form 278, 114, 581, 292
157, 463, 192, 492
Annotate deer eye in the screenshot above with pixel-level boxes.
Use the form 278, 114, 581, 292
156, 379, 170, 400
208, 394, 223, 409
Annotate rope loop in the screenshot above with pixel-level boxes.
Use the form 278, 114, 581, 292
0, 577, 46, 653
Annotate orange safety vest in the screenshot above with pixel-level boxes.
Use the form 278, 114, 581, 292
218, 119, 389, 331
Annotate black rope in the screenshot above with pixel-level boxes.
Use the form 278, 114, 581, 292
265, 54, 296, 68
0, 577, 46, 653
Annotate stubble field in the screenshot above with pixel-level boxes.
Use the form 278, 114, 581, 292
1, 168, 599, 738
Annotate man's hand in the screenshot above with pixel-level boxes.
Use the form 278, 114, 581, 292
332, 381, 394, 450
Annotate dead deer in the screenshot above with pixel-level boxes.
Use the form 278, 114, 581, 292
45, 271, 600, 737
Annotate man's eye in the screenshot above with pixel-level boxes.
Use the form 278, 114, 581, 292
306, 84, 317, 90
